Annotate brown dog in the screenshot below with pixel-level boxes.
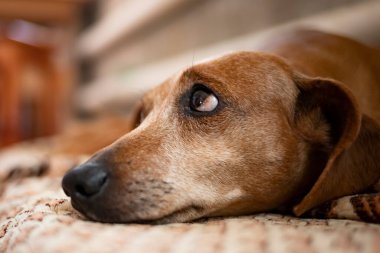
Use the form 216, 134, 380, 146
63, 31, 380, 223
63, 30, 380, 223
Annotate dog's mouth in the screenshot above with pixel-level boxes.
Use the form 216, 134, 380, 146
147, 205, 205, 224
70, 198, 205, 224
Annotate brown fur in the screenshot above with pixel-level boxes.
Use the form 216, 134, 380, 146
4, 30, 380, 224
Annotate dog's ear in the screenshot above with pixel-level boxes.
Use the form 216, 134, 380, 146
291, 74, 363, 216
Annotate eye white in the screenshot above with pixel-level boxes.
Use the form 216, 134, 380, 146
196, 93, 218, 112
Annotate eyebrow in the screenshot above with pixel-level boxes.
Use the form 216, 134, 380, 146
181, 67, 223, 87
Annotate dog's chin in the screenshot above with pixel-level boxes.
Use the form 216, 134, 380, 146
148, 205, 206, 224
71, 199, 205, 224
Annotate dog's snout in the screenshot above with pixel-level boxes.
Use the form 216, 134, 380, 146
62, 163, 108, 198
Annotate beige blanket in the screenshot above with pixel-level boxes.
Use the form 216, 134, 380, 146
1, 175, 380, 253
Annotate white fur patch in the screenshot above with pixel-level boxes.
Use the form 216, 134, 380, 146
225, 188, 244, 201
335, 197, 359, 219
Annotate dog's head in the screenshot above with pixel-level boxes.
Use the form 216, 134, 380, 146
62, 52, 364, 223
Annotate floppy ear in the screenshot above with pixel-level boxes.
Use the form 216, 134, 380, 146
291, 74, 380, 216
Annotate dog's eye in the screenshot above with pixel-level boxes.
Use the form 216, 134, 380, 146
139, 110, 145, 124
135, 106, 148, 127
190, 87, 218, 112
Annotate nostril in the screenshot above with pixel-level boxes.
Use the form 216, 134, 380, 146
75, 184, 89, 197
75, 170, 108, 198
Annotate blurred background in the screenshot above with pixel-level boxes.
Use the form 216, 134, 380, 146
0, 0, 379, 148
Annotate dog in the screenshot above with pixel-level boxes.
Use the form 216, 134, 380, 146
3, 30, 380, 224
59, 30, 380, 224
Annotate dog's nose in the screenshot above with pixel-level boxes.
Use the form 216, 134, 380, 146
62, 162, 108, 198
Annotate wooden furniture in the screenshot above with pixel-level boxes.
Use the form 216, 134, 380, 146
0, 0, 90, 147
0, 0, 88, 24
0, 38, 63, 147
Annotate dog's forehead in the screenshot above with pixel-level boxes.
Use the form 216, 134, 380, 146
143, 51, 295, 109
185, 52, 294, 90
194, 51, 289, 72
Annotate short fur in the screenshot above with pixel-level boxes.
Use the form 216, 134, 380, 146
4, 30, 380, 224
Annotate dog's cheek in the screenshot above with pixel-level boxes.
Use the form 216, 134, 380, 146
228, 116, 306, 210
162, 135, 243, 208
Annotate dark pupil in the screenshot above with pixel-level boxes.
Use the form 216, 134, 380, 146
191, 90, 208, 109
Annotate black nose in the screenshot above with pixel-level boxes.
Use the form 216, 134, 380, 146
62, 162, 108, 198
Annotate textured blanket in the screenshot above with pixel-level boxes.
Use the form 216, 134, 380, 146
1, 175, 380, 253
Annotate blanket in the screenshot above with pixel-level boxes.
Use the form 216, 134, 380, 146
1, 175, 380, 253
